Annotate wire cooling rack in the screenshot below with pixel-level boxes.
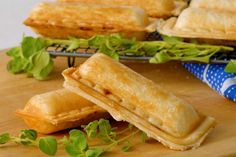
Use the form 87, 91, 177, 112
46, 33, 236, 67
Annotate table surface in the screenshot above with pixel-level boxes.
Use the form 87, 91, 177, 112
1, 50, 236, 157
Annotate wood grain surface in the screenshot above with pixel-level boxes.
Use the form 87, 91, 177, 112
0, 50, 236, 157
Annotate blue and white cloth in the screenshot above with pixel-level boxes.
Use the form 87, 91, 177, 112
183, 63, 236, 102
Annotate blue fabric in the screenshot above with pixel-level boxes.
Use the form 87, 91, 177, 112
183, 63, 236, 102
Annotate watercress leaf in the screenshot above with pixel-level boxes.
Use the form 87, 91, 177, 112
140, 132, 148, 143
83, 120, 98, 138
86, 148, 104, 157
28, 49, 52, 80
20, 129, 37, 145
0, 133, 10, 144
67, 37, 82, 51
98, 119, 111, 139
7, 57, 29, 74
39, 136, 57, 156
225, 60, 236, 74
88, 35, 106, 47
65, 143, 81, 157
20, 129, 37, 140
37, 59, 54, 80
59, 136, 69, 145
21, 36, 47, 58
6, 47, 21, 58
149, 50, 171, 64
69, 130, 88, 151
161, 35, 183, 43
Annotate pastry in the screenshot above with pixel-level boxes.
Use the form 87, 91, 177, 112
16, 88, 109, 134
158, 7, 236, 41
62, 53, 216, 150
24, 2, 152, 40
57, 0, 187, 18
190, 0, 236, 13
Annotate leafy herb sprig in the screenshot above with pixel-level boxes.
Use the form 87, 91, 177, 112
0, 119, 147, 157
6, 34, 234, 80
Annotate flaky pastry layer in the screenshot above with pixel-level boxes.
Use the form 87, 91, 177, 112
16, 88, 109, 134
58, 0, 187, 18
190, 0, 236, 13
62, 53, 216, 150
158, 8, 236, 41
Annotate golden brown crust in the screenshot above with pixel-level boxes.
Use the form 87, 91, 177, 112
62, 53, 216, 150
16, 88, 110, 134
158, 8, 236, 41
190, 0, 236, 13
58, 0, 187, 18
24, 2, 150, 40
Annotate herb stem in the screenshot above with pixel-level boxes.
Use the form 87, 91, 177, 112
103, 130, 140, 151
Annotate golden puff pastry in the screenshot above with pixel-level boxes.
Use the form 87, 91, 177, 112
190, 0, 236, 13
62, 53, 216, 151
16, 88, 109, 134
57, 0, 187, 18
158, 7, 236, 41
24, 2, 151, 40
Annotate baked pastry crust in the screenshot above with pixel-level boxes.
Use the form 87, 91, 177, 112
190, 0, 236, 13
16, 88, 109, 134
24, 2, 151, 40
62, 53, 216, 150
58, 0, 187, 18
158, 8, 236, 41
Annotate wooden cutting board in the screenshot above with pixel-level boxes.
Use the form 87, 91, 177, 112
1, 50, 236, 157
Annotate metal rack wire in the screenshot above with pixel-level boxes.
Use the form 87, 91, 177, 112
46, 33, 236, 67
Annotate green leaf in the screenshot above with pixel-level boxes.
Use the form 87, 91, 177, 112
225, 60, 236, 74
28, 49, 52, 80
83, 120, 99, 138
21, 36, 47, 58
161, 34, 183, 43
39, 136, 57, 156
67, 37, 88, 51
20, 129, 37, 145
65, 143, 82, 157
7, 57, 29, 73
37, 59, 54, 80
59, 136, 69, 145
69, 130, 88, 151
0, 133, 10, 144
98, 119, 114, 142
6, 47, 21, 58
140, 132, 148, 143
149, 50, 171, 64
86, 149, 104, 157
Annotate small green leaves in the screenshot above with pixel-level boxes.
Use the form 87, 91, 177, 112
0, 120, 146, 157
6, 36, 53, 80
86, 149, 104, 157
64, 129, 104, 157
0, 133, 10, 144
225, 60, 236, 74
39, 136, 57, 156
6, 34, 235, 80
20, 129, 37, 145
82, 120, 99, 138
140, 132, 148, 143
69, 130, 88, 151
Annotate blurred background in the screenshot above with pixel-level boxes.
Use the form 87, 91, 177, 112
0, 0, 43, 49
